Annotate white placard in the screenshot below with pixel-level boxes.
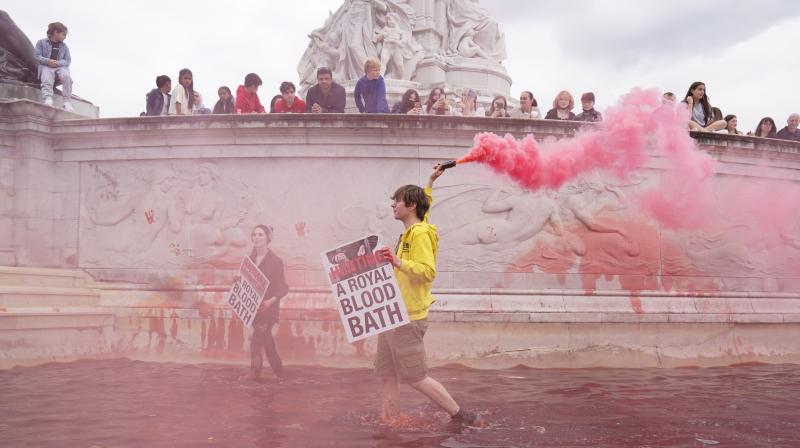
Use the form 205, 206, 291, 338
321, 234, 409, 343
226, 256, 270, 326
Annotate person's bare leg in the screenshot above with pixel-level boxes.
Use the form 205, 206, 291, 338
380, 376, 400, 421
704, 119, 727, 132
688, 121, 702, 131
409, 376, 460, 415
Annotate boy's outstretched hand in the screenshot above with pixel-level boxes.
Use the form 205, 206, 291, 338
427, 163, 446, 188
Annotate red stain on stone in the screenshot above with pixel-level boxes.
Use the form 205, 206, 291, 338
148, 308, 167, 354
170, 309, 178, 340
275, 321, 316, 363
630, 296, 644, 314
227, 316, 244, 352
295, 221, 307, 236
65, 254, 78, 267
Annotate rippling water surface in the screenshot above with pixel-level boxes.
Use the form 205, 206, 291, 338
1, 359, 799, 447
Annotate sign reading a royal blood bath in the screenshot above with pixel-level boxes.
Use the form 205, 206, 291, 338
321, 234, 409, 343
226, 256, 270, 327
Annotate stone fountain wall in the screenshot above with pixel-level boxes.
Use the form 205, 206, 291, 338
2, 99, 800, 369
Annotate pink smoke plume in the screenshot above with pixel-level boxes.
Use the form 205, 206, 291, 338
458, 88, 715, 229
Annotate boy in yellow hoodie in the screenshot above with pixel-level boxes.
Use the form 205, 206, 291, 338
376, 164, 481, 427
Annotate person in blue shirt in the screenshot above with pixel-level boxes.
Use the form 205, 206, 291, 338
354, 58, 389, 114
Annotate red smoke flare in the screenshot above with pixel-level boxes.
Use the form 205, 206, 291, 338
458, 88, 716, 229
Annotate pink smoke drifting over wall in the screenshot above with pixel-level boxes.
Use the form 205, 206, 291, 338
458, 88, 716, 229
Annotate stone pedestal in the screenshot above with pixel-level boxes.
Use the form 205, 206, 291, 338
0, 82, 99, 118
414, 55, 514, 107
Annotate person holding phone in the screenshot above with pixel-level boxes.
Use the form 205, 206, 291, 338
425, 87, 451, 116
486, 95, 511, 118
391, 89, 423, 115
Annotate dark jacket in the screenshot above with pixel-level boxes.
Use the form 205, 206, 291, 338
145, 88, 170, 116
305, 83, 346, 113
545, 108, 577, 120
775, 126, 800, 142
213, 97, 235, 114
252, 250, 289, 325
575, 109, 603, 122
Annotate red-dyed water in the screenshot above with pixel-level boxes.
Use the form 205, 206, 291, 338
2, 359, 799, 447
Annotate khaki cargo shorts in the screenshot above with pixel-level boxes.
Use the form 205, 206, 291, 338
374, 318, 429, 384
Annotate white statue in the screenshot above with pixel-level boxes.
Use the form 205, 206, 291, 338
297, 0, 421, 88
373, 12, 423, 79
445, 0, 507, 62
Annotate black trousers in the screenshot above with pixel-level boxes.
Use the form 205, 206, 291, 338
251, 322, 283, 378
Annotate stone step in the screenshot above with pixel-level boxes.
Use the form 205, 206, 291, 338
0, 285, 101, 307
0, 266, 92, 288
0, 307, 113, 330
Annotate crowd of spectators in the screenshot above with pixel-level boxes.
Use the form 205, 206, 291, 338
142, 59, 800, 143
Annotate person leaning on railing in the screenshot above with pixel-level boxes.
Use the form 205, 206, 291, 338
545, 90, 576, 120
392, 89, 423, 115
775, 113, 800, 141
750, 117, 777, 138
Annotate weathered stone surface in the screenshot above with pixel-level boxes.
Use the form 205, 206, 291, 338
1, 100, 800, 369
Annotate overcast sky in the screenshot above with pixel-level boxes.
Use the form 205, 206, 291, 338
4, 0, 798, 132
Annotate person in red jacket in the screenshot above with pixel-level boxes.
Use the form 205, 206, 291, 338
272, 81, 306, 113
235, 73, 265, 114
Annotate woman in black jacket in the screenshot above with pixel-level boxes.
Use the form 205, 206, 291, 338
249, 224, 289, 381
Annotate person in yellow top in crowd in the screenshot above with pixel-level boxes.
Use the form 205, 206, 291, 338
376, 164, 482, 427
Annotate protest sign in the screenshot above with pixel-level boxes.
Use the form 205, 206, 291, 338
226, 256, 270, 326
321, 234, 409, 343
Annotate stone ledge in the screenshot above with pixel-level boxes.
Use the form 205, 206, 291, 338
0, 307, 113, 330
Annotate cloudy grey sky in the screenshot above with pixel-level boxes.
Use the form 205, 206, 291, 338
4, 0, 798, 132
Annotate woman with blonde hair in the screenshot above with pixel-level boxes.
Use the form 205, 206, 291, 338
545, 90, 576, 120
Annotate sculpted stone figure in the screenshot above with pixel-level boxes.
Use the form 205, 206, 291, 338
444, 0, 507, 62
0, 10, 39, 84
297, 0, 421, 89
373, 12, 423, 79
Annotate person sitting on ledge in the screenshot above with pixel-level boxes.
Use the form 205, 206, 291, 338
775, 113, 800, 141
169, 68, 194, 115
192, 91, 212, 114
545, 90, 576, 120
213, 86, 235, 114
273, 81, 306, 113
510, 91, 540, 118
354, 58, 389, 114
392, 89, 423, 115
425, 87, 451, 116
486, 95, 511, 118
575, 92, 603, 122
34, 21, 73, 111
750, 116, 777, 138
681, 81, 726, 132
306, 67, 346, 113
236, 73, 266, 114
721, 114, 743, 135
145, 75, 171, 116
662, 92, 676, 104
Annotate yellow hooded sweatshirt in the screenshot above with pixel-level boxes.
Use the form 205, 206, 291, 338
394, 187, 438, 321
